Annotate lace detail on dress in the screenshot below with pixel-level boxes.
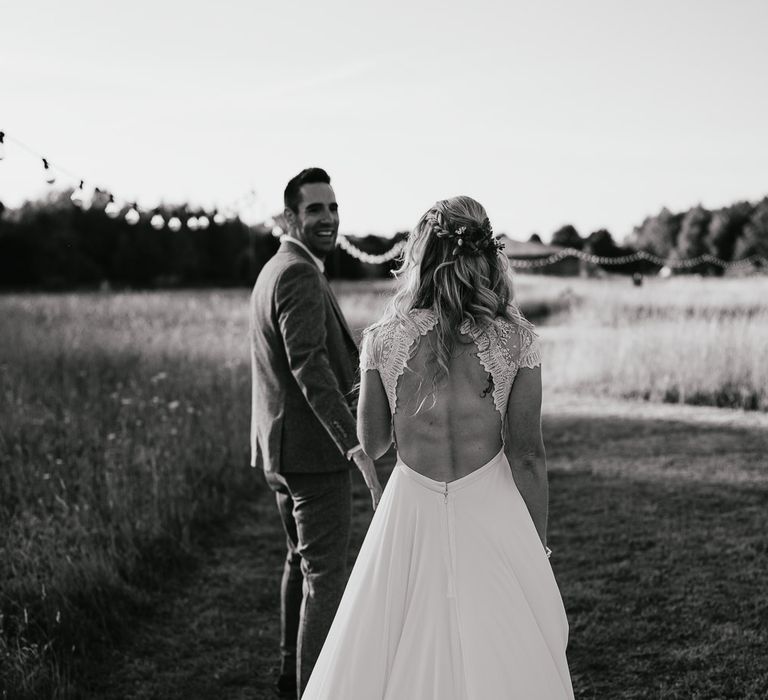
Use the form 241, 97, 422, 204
360, 309, 540, 417
458, 318, 539, 416
360, 309, 438, 413
359, 331, 379, 372
518, 325, 542, 369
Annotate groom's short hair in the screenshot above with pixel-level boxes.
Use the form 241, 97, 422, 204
284, 167, 332, 213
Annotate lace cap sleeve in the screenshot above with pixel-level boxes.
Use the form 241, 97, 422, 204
359, 328, 380, 371
517, 325, 542, 369
361, 310, 438, 414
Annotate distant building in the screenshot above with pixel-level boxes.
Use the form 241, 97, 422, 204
499, 236, 581, 276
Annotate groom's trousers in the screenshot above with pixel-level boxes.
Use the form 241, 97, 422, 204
264, 469, 352, 698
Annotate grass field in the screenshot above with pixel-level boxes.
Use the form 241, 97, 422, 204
0, 291, 255, 698
530, 275, 768, 411
336, 274, 768, 411
83, 397, 768, 700
1, 274, 767, 698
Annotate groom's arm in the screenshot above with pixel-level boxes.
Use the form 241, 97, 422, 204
275, 263, 359, 457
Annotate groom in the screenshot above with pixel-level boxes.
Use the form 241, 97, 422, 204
249, 167, 377, 698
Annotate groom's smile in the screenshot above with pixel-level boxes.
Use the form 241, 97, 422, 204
291, 183, 340, 259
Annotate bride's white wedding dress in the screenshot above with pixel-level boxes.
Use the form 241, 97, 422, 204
302, 310, 574, 700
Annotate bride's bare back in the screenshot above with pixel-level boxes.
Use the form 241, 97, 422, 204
394, 329, 504, 481
358, 309, 541, 483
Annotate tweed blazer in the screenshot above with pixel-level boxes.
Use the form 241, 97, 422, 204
250, 240, 360, 474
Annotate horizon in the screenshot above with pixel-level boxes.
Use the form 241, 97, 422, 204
2, 0, 767, 242
1, 183, 765, 247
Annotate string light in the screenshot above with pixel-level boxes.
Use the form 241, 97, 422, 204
264, 217, 281, 236
505, 247, 767, 271
337, 236, 406, 264
0, 129, 765, 274
42, 158, 56, 185
337, 238, 766, 272
125, 204, 140, 225
0, 130, 261, 228
150, 212, 165, 230
104, 194, 120, 218
70, 180, 87, 208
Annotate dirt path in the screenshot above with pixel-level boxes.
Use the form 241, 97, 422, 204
82, 460, 388, 700
83, 396, 768, 699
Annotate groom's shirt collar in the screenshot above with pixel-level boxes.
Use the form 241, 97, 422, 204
280, 234, 325, 273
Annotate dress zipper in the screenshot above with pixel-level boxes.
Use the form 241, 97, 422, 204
443, 481, 455, 598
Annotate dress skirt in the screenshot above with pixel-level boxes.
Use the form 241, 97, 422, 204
301, 448, 574, 700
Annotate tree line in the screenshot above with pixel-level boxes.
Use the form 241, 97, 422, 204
543, 196, 768, 273
0, 190, 407, 289
0, 190, 765, 290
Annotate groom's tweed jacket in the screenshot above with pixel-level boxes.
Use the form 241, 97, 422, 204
250, 240, 360, 474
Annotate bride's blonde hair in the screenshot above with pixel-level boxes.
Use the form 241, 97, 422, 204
368, 195, 530, 406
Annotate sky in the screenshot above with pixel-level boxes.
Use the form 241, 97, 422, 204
1, 0, 767, 242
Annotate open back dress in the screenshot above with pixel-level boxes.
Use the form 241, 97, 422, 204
301, 309, 574, 700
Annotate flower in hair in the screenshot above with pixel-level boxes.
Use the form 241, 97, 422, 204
430, 214, 505, 257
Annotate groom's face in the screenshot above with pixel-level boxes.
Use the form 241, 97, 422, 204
288, 183, 339, 259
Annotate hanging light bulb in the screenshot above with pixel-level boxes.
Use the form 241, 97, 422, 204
125, 204, 140, 225
91, 187, 108, 210
187, 216, 199, 231
212, 210, 226, 225
0, 131, 5, 161
70, 180, 87, 207
197, 215, 209, 229
105, 194, 120, 218
42, 158, 55, 185
168, 216, 182, 232
150, 212, 165, 230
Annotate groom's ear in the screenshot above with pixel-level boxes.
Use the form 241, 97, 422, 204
284, 207, 297, 233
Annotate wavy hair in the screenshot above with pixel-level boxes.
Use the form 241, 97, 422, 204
368, 195, 531, 410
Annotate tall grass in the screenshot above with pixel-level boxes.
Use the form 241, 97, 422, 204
0, 291, 254, 698
1, 275, 766, 696
335, 273, 768, 411
515, 273, 768, 320
542, 314, 768, 409
527, 274, 768, 410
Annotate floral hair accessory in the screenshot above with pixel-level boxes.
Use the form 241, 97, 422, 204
426, 213, 505, 257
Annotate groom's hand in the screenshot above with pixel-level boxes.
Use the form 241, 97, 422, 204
351, 450, 383, 511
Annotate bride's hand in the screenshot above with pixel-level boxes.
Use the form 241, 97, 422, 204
352, 451, 383, 511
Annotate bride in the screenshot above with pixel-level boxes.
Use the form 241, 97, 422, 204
301, 196, 574, 699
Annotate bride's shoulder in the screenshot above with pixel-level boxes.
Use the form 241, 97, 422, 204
359, 317, 399, 370
492, 312, 534, 336
362, 317, 398, 345
366, 308, 436, 339
360, 309, 436, 370
490, 309, 541, 368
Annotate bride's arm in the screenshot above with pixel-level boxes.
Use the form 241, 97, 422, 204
504, 365, 549, 547
357, 369, 393, 460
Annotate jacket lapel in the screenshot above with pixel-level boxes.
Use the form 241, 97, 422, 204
280, 240, 358, 353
